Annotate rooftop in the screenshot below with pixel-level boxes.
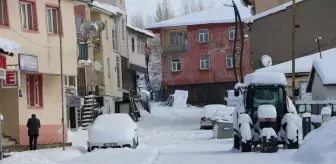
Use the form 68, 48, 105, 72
127, 25, 155, 38
90, 1, 125, 15
146, 1, 251, 30
256, 48, 336, 75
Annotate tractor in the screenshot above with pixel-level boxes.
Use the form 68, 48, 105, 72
232, 71, 300, 153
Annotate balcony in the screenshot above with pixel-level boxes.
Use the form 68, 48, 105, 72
165, 44, 189, 54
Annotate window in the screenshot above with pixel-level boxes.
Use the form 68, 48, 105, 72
200, 56, 210, 70
20, 1, 37, 31
122, 20, 125, 40
0, 0, 9, 26
107, 58, 111, 77
116, 56, 121, 87
170, 32, 187, 45
131, 37, 135, 52
64, 76, 68, 86
171, 58, 182, 72
112, 18, 119, 51
68, 76, 76, 87
199, 29, 209, 43
26, 74, 43, 107
105, 20, 108, 39
226, 54, 233, 68
229, 27, 236, 40
46, 7, 60, 34
137, 39, 145, 55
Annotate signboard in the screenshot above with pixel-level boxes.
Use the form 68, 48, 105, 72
1, 70, 20, 88
18, 54, 38, 72
67, 96, 81, 107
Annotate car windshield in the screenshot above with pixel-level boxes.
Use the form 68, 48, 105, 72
251, 86, 285, 116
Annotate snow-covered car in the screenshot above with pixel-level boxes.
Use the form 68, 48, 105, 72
200, 105, 234, 129
87, 113, 139, 152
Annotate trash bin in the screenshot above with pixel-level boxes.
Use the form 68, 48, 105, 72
213, 119, 233, 139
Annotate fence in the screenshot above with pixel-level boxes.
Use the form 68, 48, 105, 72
295, 100, 336, 116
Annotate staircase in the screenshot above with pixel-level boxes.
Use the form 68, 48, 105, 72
157, 83, 165, 101
1, 134, 16, 147
81, 95, 96, 128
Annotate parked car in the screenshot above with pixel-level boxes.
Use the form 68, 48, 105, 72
87, 113, 139, 152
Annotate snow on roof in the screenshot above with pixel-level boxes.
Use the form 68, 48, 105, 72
252, 0, 304, 21
90, 1, 125, 15
0, 37, 20, 55
312, 56, 336, 85
244, 72, 287, 85
146, 3, 251, 29
256, 48, 336, 74
127, 24, 155, 38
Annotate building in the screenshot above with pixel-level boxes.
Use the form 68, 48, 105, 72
0, 0, 77, 145
73, 0, 127, 127
256, 48, 336, 99
124, 25, 154, 94
245, 0, 336, 70
241, 0, 290, 14
306, 49, 336, 100
146, 6, 252, 105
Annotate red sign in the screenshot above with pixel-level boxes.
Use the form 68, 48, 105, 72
2, 71, 19, 88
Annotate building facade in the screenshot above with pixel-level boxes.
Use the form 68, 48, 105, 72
0, 0, 77, 145
124, 25, 154, 94
245, 0, 336, 70
148, 22, 252, 105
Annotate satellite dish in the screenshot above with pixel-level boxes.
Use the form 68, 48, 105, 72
94, 61, 102, 71
261, 55, 272, 67
80, 20, 106, 40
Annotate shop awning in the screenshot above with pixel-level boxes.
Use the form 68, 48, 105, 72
0, 37, 20, 56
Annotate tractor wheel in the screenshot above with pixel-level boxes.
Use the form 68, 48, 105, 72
240, 139, 252, 152
233, 134, 240, 149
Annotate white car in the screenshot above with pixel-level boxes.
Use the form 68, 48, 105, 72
87, 113, 139, 152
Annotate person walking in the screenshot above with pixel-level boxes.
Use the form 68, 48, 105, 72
26, 114, 41, 150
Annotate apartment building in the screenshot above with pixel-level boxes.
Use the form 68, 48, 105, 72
0, 0, 77, 145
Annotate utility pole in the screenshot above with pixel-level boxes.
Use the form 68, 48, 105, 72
58, 0, 65, 150
291, 0, 296, 102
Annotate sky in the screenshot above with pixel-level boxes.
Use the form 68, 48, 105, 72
125, 0, 247, 26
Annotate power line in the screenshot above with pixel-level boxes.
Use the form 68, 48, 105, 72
128, 0, 155, 18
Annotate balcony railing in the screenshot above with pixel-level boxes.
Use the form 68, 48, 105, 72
165, 44, 189, 54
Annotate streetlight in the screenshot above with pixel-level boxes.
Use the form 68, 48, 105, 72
315, 37, 322, 59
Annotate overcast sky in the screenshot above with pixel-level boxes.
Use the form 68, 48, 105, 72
125, 0, 247, 25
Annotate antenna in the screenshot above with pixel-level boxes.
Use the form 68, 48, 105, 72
261, 55, 272, 67
80, 20, 106, 40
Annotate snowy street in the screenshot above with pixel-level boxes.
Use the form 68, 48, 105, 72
0, 104, 314, 164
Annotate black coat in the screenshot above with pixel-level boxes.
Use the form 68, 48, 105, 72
26, 117, 41, 136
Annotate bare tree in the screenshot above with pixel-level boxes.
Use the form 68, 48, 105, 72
180, 0, 215, 15
131, 12, 145, 29
146, 15, 154, 27
155, 0, 174, 22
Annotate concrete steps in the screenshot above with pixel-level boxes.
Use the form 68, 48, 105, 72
1, 134, 16, 147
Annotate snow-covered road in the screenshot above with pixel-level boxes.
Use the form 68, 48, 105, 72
0, 104, 306, 164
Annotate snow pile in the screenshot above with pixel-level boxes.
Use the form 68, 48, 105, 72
245, 71, 287, 85
0, 148, 82, 164
172, 90, 188, 108
91, 1, 125, 15
256, 48, 336, 74
146, 2, 251, 29
88, 114, 137, 143
0, 37, 20, 55
127, 24, 155, 38
200, 106, 218, 118
321, 107, 332, 115
68, 129, 88, 147
257, 105, 277, 119
294, 118, 336, 164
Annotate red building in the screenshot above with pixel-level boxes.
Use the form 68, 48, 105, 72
147, 7, 252, 105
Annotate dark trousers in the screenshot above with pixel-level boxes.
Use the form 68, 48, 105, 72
29, 135, 38, 150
